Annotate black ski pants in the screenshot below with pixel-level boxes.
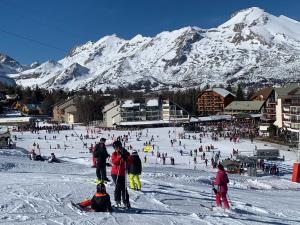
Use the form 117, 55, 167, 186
96, 164, 107, 180
111, 175, 129, 204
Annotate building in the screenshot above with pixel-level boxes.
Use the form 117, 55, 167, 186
53, 96, 81, 124
0, 127, 11, 148
102, 100, 120, 128
273, 83, 300, 131
102, 98, 190, 128
251, 87, 276, 123
224, 101, 265, 116
196, 88, 235, 116
12, 102, 46, 115
281, 87, 300, 131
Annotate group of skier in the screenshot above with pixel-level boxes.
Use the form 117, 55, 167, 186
79, 138, 142, 212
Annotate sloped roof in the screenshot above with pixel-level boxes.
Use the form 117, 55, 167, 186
146, 99, 159, 107
198, 88, 235, 98
121, 100, 140, 108
225, 101, 265, 111
213, 88, 235, 97
250, 87, 273, 100
288, 87, 300, 96
275, 83, 300, 98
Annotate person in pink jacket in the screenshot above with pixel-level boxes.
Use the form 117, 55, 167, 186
213, 164, 230, 209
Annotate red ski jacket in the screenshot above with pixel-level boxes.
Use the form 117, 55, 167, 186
111, 150, 132, 176
213, 170, 229, 193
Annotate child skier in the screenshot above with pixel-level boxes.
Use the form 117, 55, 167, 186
78, 183, 112, 212
128, 150, 142, 191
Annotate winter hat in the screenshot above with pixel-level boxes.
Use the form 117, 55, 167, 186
113, 140, 122, 149
97, 183, 106, 193
217, 164, 224, 171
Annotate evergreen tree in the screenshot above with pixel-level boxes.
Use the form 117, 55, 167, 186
247, 87, 256, 100
226, 84, 233, 93
236, 83, 245, 100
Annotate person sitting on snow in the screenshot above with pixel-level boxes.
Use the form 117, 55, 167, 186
30, 149, 45, 161
48, 153, 60, 163
78, 183, 112, 212
213, 164, 230, 209
29, 149, 37, 160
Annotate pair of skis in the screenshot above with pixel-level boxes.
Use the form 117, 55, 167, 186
69, 201, 141, 213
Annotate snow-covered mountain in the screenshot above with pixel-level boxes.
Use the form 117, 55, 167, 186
0, 53, 20, 87
8, 7, 300, 90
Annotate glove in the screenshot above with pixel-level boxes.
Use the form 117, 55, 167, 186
212, 187, 218, 195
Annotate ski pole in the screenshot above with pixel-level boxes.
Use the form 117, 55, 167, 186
227, 192, 233, 207
211, 182, 213, 210
154, 156, 157, 177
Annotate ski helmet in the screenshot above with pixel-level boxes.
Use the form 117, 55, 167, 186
97, 183, 106, 193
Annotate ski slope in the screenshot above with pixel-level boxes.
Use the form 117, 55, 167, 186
1, 125, 300, 225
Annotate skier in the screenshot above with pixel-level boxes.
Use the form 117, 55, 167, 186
94, 138, 110, 184
48, 153, 60, 163
78, 183, 112, 212
128, 150, 142, 191
111, 140, 131, 208
212, 164, 230, 209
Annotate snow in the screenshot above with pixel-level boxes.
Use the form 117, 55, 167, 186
0, 125, 300, 224
119, 120, 169, 126
190, 115, 232, 122
121, 100, 140, 108
212, 88, 235, 97
146, 99, 159, 107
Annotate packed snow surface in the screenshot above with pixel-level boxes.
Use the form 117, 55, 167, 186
1, 125, 300, 225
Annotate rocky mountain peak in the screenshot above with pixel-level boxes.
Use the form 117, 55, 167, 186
5, 7, 300, 91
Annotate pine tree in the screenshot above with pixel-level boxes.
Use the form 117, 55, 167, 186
236, 84, 244, 100
226, 84, 233, 93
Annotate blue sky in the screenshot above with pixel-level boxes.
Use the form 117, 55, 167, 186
0, 0, 299, 64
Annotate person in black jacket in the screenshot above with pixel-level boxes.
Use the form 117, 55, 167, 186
94, 138, 110, 183
78, 183, 112, 212
128, 150, 142, 191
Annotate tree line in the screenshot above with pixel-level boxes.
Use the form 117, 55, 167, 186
0, 82, 255, 123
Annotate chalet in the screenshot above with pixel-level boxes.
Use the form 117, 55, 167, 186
22, 104, 40, 115
196, 88, 235, 116
102, 98, 190, 128
251, 87, 275, 123
12, 102, 45, 115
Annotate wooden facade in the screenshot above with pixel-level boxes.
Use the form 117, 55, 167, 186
196, 89, 235, 116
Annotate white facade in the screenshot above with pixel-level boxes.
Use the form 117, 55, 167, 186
102, 100, 121, 128
102, 98, 189, 127
274, 98, 283, 128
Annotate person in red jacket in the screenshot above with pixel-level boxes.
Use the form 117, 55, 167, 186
213, 164, 230, 209
111, 140, 132, 208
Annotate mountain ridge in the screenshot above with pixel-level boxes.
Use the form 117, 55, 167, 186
4, 7, 300, 90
